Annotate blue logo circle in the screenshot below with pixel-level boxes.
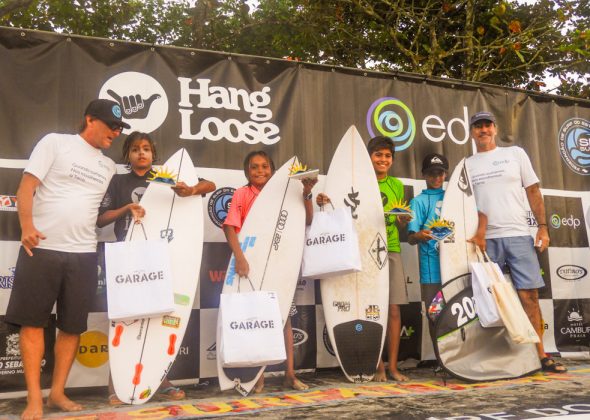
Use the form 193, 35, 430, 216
558, 118, 590, 175
208, 187, 235, 228
355, 323, 363, 332
112, 104, 122, 119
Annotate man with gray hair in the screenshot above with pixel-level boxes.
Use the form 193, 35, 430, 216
465, 111, 566, 373
5, 99, 127, 419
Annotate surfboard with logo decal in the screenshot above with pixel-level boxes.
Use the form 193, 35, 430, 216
109, 148, 203, 404
439, 157, 478, 285
216, 156, 306, 395
320, 125, 389, 383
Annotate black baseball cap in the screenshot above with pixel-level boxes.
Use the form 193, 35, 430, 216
422, 153, 449, 174
84, 99, 130, 129
470, 111, 496, 126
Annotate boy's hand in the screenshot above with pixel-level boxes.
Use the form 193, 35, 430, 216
316, 193, 331, 207
236, 254, 250, 277
171, 181, 194, 197
128, 203, 145, 221
396, 214, 412, 225
415, 229, 433, 242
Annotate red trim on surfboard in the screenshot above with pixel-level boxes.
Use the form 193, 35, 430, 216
168, 334, 177, 355
112, 325, 124, 347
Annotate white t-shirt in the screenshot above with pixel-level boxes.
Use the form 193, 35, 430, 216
25, 133, 116, 252
465, 146, 539, 239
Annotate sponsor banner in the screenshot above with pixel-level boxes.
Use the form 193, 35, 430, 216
66, 312, 109, 388
548, 248, 590, 300
544, 195, 589, 248
294, 276, 316, 306
291, 305, 316, 371
553, 299, 590, 353
198, 308, 218, 379
539, 299, 558, 354
397, 302, 422, 361
400, 242, 421, 303
314, 305, 339, 368
419, 302, 436, 361
199, 242, 232, 309
0, 241, 19, 314
537, 246, 553, 300
168, 309, 200, 382
0, 315, 56, 392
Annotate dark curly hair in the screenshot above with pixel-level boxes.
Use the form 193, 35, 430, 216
367, 135, 396, 157
243, 150, 275, 184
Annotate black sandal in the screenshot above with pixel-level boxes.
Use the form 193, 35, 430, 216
540, 357, 567, 373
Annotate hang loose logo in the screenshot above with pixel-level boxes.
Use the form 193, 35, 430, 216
107, 90, 161, 120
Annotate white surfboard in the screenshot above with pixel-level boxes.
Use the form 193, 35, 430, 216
217, 156, 306, 396
320, 125, 389, 383
109, 148, 203, 404
439, 157, 478, 284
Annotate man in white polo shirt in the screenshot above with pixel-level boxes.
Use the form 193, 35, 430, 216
466, 111, 566, 374
5, 99, 128, 420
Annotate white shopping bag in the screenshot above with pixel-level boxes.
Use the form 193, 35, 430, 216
477, 250, 540, 344
105, 239, 175, 320
471, 248, 504, 328
301, 207, 362, 279
219, 290, 286, 368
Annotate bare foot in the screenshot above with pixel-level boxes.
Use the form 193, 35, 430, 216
253, 375, 264, 394
284, 377, 309, 390
46, 394, 83, 412
373, 370, 387, 382
390, 370, 409, 382
21, 396, 43, 420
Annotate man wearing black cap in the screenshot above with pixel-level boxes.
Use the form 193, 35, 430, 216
5, 99, 128, 419
465, 111, 566, 373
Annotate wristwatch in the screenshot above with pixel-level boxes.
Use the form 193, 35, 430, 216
304, 192, 313, 201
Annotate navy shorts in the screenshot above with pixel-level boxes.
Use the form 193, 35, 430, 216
485, 236, 544, 290
5, 247, 98, 334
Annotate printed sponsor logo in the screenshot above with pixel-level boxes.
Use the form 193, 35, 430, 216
207, 187, 235, 228
174, 293, 191, 306
160, 228, 174, 242
365, 305, 380, 321
229, 319, 276, 330
139, 387, 152, 400
556, 265, 587, 281
561, 308, 590, 339
557, 117, 590, 175
5, 333, 20, 357
114, 270, 165, 284
296, 278, 307, 291
369, 233, 387, 269
306, 233, 346, 247
178, 78, 280, 145
76, 331, 108, 368
367, 97, 416, 151
493, 159, 510, 166
354, 323, 363, 332
368, 98, 472, 150
333, 301, 350, 312
344, 187, 360, 219
292, 328, 308, 346
206, 342, 216, 360
0, 267, 15, 289
526, 210, 538, 227
162, 315, 181, 328
457, 164, 473, 196
226, 236, 256, 285
322, 326, 335, 356
551, 213, 581, 229
0, 195, 17, 212
99, 71, 168, 134
400, 325, 415, 338
272, 210, 288, 251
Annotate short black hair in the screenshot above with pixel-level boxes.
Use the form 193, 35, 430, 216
367, 136, 395, 157
243, 150, 275, 183
122, 132, 157, 167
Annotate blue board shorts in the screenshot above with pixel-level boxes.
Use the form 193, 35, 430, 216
485, 236, 544, 290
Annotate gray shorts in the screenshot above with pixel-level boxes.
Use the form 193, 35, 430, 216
486, 236, 545, 290
388, 252, 408, 305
